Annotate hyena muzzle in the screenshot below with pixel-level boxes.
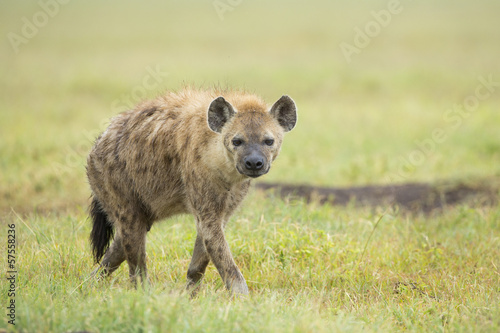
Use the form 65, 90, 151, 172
87, 89, 297, 295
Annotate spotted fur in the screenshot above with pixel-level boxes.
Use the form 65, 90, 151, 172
87, 88, 297, 294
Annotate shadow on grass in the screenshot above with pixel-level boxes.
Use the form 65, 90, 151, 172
256, 177, 499, 213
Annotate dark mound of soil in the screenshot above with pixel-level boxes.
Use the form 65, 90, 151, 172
256, 179, 499, 213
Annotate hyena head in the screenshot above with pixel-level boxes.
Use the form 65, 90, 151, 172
207, 95, 297, 178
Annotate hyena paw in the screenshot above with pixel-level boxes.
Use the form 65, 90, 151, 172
229, 279, 249, 295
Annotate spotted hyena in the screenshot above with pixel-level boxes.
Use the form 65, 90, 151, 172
87, 88, 297, 295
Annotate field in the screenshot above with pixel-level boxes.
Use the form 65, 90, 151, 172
1, 0, 500, 331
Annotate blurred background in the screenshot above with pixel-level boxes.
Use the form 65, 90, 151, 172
1, 0, 499, 213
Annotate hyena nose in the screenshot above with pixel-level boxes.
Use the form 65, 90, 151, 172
244, 155, 264, 171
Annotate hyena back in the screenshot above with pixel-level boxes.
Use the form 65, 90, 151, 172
87, 88, 297, 294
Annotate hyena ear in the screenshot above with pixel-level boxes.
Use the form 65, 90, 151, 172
207, 96, 236, 133
269, 95, 297, 132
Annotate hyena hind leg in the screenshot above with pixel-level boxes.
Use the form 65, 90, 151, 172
120, 217, 149, 286
96, 233, 126, 276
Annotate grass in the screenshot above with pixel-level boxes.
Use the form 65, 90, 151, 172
4, 194, 500, 332
1, 0, 500, 331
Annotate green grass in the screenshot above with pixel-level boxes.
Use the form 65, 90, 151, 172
3, 194, 500, 332
1, 0, 500, 331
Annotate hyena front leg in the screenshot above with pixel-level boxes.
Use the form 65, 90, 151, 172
186, 233, 210, 295
198, 218, 249, 295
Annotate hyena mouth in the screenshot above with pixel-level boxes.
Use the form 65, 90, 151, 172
236, 165, 270, 178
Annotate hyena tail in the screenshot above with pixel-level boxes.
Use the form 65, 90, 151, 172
89, 196, 114, 264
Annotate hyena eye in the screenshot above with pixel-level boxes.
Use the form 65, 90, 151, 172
232, 139, 243, 147
264, 139, 274, 146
